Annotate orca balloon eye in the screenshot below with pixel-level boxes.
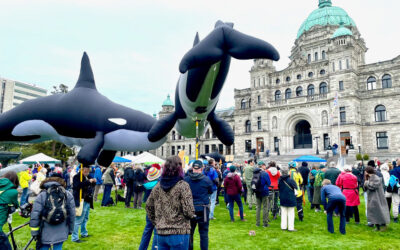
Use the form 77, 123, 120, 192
108, 118, 127, 126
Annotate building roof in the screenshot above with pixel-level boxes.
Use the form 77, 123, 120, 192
297, 0, 356, 39
216, 107, 234, 117
162, 94, 174, 107
331, 24, 353, 39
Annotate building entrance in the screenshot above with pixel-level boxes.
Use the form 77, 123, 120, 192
294, 120, 312, 149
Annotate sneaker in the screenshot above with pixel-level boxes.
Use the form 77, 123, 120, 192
263, 224, 270, 228
288, 229, 297, 232
210, 217, 216, 220
241, 219, 247, 222
299, 217, 304, 222
315, 209, 321, 212
230, 220, 235, 223
72, 240, 83, 243
81, 235, 91, 238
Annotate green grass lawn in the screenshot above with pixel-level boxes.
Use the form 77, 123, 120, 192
5, 192, 400, 250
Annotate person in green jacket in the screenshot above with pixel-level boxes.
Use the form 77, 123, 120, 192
0, 171, 20, 250
244, 159, 256, 209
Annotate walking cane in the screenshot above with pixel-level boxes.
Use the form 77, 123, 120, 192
22, 237, 35, 250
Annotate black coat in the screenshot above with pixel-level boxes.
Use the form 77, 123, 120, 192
72, 172, 94, 209
124, 167, 134, 184
278, 175, 297, 207
133, 169, 146, 192
184, 172, 213, 212
298, 166, 310, 186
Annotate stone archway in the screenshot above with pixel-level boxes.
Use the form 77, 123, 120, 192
293, 120, 312, 149
283, 112, 316, 152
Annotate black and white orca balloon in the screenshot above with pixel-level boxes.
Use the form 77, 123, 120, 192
0, 53, 166, 166
148, 21, 280, 146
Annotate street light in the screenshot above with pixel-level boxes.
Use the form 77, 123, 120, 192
314, 136, 320, 155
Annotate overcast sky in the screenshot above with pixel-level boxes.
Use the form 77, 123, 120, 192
0, 0, 399, 116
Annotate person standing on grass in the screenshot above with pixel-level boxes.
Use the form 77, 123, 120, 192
388, 160, 400, 223
254, 162, 271, 227
101, 164, 115, 207
184, 160, 213, 250
203, 159, 219, 220
307, 166, 317, 209
336, 165, 360, 224
324, 162, 341, 186
267, 161, 280, 220
93, 165, 103, 202
321, 179, 346, 234
139, 166, 161, 250
244, 159, 256, 210
124, 164, 135, 208
133, 165, 146, 209
72, 165, 96, 243
19, 168, 32, 206
312, 165, 326, 212
364, 166, 390, 231
223, 165, 246, 222
146, 156, 195, 250
278, 165, 297, 232
288, 162, 304, 221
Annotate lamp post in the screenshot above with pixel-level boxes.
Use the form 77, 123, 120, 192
314, 136, 320, 155
358, 144, 363, 166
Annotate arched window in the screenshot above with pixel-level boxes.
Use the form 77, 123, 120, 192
375, 105, 387, 122
178, 133, 182, 140
320, 69, 326, 75
308, 72, 314, 78
367, 76, 376, 90
297, 74, 302, 80
286, 76, 291, 82
307, 84, 315, 96
382, 74, 392, 88
241, 99, 246, 109
322, 50, 326, 60
285, 88, 292, 99
296, 86, 303, 97
275, 90, 281, 101
315, 52, 318, 61
245, 120, 251, 133
205, 129, 210, 139
276, 78, 280, 84
307, 54, 311, 63
319, 82, 328, 94
172, 131, 176, 140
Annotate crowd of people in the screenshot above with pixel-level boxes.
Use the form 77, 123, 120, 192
0, 156, 399, 249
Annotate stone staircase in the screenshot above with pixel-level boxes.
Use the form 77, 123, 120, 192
258, 152, 342, 167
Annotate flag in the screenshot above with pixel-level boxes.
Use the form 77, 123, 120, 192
333, 92, 339, 107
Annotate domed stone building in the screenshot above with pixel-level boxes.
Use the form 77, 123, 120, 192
156, 0, 400, 161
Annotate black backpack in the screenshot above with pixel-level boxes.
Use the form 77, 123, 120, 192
42, 185, 68, 225
251, 171, 262, 194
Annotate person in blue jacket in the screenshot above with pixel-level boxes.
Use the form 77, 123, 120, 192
203, 158, 219, 220
321, 179, 346, 234
254, 162, 271, 227
93, 165, 103, 202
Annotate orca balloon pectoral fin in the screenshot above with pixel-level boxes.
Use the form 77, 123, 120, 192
148, 113, 178, 142
97, 150, 117, 167
208, 112, 234, 146
77, 131, 104, 165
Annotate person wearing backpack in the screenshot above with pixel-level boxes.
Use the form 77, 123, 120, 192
383, 164, 400, 223
278, 165, 298, 232
288, 162, 304, 221
253, 162, 271, 227
244, 159, 256, 210
0, 171, 19, 250
30, 177, 75, 250
133, 165, 146, 209
312, 165, 326, 212
223, 165, 246, 222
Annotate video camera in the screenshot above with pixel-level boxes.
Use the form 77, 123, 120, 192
19, 203, 33, 218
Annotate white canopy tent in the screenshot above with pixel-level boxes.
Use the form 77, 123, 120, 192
132, 152, 165, 165
122, 154, 137, 162
20, 153, 61, 164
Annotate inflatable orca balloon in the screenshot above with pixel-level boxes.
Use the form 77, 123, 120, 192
0, 53, 166, 166
148, 20, 280, 146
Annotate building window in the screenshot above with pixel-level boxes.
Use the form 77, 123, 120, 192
212, 144, 217, 152
275, 90, 281, 101
257, 95, 261, 104
346, 59, 350, 69
367, 77, 376, 90
245, 140, 252, 152
286, 76, 291, 82
241, 99, 246, 109
285, 88, 292, 99
245, 120, 251, 133
171, 146, 175, 155
323, 133, 330, 150
382, 74, 392, 89
339, 81, 344, 91
276, 78, 280, 84
376, 132, 388, 149
340, 107, 346, 123
178, 134, 182, 140
308, 72, 314, 78
205, 145, 210, 154
218, 144, 223, 154
172, 131, 176, 140
307, 54, 311, 63
322, 50, 326, 60
307, 85, 315, 96
339, 60, 342, 70
205, 129, 210, 139
319, 82, 328, 94
226, 145, 231, 155
315, 52, 318, 61
320, 69, 326, 75
297, 74, 302, 80
258, 78, 261, 87
257, 117, 262, 131
332, 62, 335, 72
375, 105, 387, 122
296, 86, 303, 96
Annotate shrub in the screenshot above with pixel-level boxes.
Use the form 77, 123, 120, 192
356, 154, 363, 161
363, 154, 370, 161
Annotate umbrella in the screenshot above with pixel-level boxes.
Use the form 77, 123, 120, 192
188, 159, 208, 165
199, 152, 225, 163
112, 156, 131, 163
0, 164, 29, 177
20, 153, 61, 164
293, 155, 327, 163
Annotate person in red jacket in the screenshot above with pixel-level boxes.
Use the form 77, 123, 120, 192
336, 165, 360, 224
267, 161, 281, 219
223, 165, 246, 222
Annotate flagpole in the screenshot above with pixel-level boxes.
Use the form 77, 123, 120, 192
337, 92, 342, 163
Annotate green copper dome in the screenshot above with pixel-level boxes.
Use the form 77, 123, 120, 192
162, 94, 174, 106
297, 0, 356, 39
331, 24, 353, 39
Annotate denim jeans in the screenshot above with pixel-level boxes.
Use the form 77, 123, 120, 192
227, 194, 244, 221
138, 215, 158, 250
326, 198, 346, 234
0, 232, 11, 250
101, 184, 113, 206
40, 242, 63, 250
20, 188, 29, 206
157, 234, 189, 250
190, 209, 209, 250
209, 190, 217, 219
72, 202, 90, 241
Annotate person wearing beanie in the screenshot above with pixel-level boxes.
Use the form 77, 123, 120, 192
336, 165, 360, 224
267, 161, 281, 220
278, 165, 297, 231
312, 165, 326, 212
184, 160, 213, 250
288, 162, 304, 221
224, 165, 246, 222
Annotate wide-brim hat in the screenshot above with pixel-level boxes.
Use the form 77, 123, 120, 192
147, 167, 161, 181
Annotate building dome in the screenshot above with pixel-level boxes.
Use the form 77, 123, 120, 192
297, 0, 356, 39
331, 23, 353, 39
162, 94, 174, 107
